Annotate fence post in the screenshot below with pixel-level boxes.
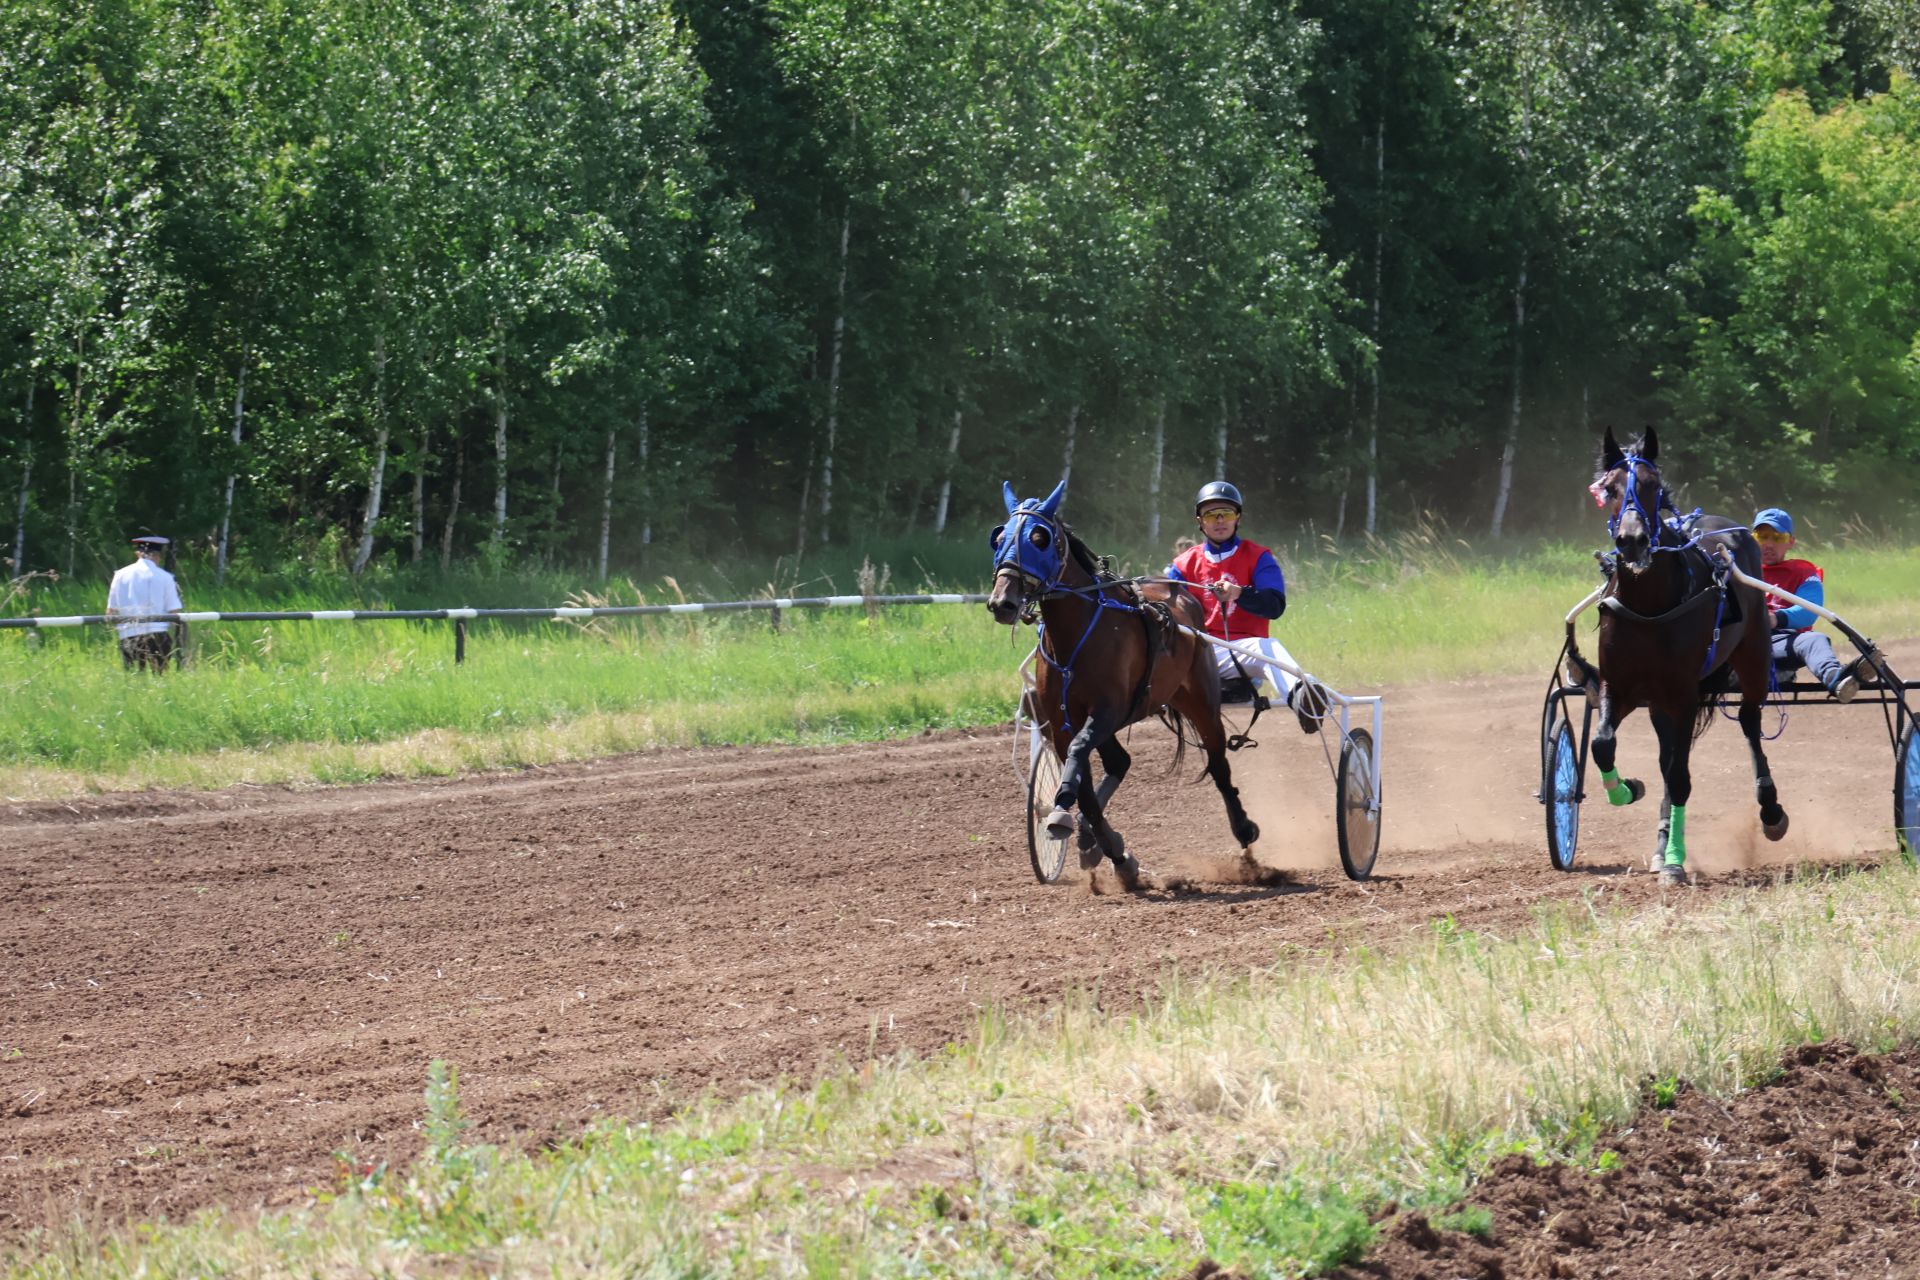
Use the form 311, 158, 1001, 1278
455, 618, 467, 664
769, 604, 781, 634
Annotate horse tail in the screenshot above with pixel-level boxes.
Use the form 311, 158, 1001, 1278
1155, 705, 1191, 778
1695, 664, 1734, 740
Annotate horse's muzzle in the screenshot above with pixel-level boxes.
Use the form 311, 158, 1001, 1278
1615, 534, 1652, 574
986, 572, 1025, 625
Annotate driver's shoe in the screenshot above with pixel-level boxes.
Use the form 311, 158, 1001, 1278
1289, 679, 1329, 735
1220, 675, 1256, 705
1831, 669, 1861, 704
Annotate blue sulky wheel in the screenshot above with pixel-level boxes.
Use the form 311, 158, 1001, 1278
1026, 744, 1070, 884
1545, 718, 1582, 871
1897, 720, 1920, 862
1335, 728, 1381, 880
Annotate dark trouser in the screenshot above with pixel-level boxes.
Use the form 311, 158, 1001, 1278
1771, 628, 1842, 691
120, 631, 174, 673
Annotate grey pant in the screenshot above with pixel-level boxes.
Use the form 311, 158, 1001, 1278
1771, 628, 1842, 690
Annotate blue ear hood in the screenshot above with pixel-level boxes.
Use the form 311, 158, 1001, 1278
1002, 479, 1068, 516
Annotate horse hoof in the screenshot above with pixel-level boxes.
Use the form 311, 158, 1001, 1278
1763, 812, 1790, 842
1113, 854, 1143, 892
1238, 820, 1261, 848
1078, 845, 1104, 871
1045, 807, 1074, 841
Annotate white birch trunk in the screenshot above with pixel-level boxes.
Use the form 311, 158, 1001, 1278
1213, 393, 1228, 480
819, 206, 851, 544
11, 381, 33, 574
1147, 399, 1167, 547
217, 353, 245, 585
637, 408, 651, 546
492, 319, 509, 543
933, 406, 961, 534
66, 337, 82, 577
1366, 116, 1384, 537
412, 426, 429, 563
352, 333, 389, 576
598, 425, 616, 582
441, 431, 463, 571
1490, 256, 1527, 538
795, 440, 813, 558
1060, 404, 1079, 489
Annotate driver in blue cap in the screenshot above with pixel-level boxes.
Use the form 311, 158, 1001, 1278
1754, 507, 1860, 702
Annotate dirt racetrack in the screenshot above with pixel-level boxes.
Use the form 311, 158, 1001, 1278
2, 660, 1913, 1245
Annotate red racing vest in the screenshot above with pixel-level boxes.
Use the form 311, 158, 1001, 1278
1171, 538, 1274, 642
1761, 558, 1822, 630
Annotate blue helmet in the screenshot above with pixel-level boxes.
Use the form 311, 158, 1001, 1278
1194, 481, 1243, 515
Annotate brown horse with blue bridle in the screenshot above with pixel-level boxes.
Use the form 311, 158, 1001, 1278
1562, 428, 1787, 882
984, 481, 1260, 889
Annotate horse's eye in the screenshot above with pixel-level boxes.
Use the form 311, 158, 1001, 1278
1029, 526, 1051, 550
989, 524, 1005, 550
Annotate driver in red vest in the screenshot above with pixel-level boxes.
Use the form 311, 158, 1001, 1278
1166, 481, 1328, 734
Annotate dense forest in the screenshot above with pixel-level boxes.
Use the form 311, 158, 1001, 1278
3, 0, 1917, 581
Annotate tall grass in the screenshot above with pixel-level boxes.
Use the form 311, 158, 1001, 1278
13, 862, 1920, 1278
6, 533, 1918, 795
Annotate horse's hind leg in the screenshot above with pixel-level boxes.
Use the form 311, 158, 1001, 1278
1076, 736, 1132, 869
1742, 698, 1787, 840
1172, 686, 1259, 851
1733, 637, 1788, 840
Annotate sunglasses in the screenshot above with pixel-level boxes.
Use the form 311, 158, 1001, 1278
1754, 528, 1790, 544
1199, 508, 1240, 521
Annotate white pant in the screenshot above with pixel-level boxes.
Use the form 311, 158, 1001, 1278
1209, 634, 1300, 704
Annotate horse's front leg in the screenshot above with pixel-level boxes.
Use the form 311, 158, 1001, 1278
1590, 687, 1646, 808
1046, 710, 1110, 841
1075, 735, 1133, 869
1648, 708, 1693, 882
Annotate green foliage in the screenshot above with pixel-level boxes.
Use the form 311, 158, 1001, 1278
1196, 1179, 1376, 1274
2, 0, 1916, 583
1679, 72, 1920, 512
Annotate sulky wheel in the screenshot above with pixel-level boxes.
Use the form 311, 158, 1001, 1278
1544, 717, 1582, 870
1026, 743, 1070, 884
1335, 727, 1381, 881
1896, 720, 1920, 861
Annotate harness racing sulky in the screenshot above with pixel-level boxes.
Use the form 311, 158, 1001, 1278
1540, 428, 1920, 878
985, 481, 1385, 890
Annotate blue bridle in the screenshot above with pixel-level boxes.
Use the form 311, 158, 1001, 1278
1605, 452, 1682, 545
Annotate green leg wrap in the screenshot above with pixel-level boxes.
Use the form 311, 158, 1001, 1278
1601, 768, 1634, 807
1664, 806, 1687, 866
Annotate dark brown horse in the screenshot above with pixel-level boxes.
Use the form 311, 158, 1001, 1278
985, 481, 1260, 888
1566, 428, 1786, 882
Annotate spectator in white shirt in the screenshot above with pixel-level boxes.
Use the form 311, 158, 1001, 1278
106, 535, 182, 672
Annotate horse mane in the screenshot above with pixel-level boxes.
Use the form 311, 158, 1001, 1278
1063, 526, 1109, 581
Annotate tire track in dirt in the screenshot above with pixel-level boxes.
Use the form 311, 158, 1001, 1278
1, 665, 1907, 1237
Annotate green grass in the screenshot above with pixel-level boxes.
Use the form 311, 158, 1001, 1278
5, 535, 1918, 796
12, 860, 1920, 1278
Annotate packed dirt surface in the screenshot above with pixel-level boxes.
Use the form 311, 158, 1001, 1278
1339, 1040, 1920, 1280
1, 662, 1910, 1241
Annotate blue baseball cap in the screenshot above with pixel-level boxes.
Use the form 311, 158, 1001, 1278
1752, 507, 1793, 535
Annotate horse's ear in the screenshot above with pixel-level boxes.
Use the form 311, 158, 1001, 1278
1601, 427, 1624, 473
1640, 426, 1659, 462
1002, 481, 1018, 514
1039, 479, 1066, 516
